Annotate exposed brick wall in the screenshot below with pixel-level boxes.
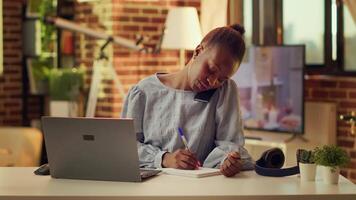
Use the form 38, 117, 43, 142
305, 75, 356, 183
0, 0, 23, 126
74, 0, 200, 117
1, 0, 355, 184
73, 0, 356, 183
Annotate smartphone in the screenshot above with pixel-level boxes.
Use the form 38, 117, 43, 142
194, 89, 217, 103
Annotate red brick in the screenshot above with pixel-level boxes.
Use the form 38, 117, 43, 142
186, 1, 201, 7
304, 89, 310, 99
142, 9, 158, 14
114, 51, 131, 57
169, 0, 186, 6
123, 8, 139, 13
161, 61, 178, 66
97, 97, 115, 103
113, 16, 130, 22
349, 92, 356, 99
337, 120, 351, 128
339, 101, 356, 109
350, 172, 356, 180
10, 110, 21, 115
122, 25, 139, 31
3, 119, 21, 125
151, 17, 165, 23
4, 102, 20, 107
132, 17, 149, 23
350, 151, 356, 158
74, 1, 205, 118
329, 91, 347, 98
9, 94, 22, 98
337, 129, 350, 137
337, 139, 355, 148
142, 26, 158, 31
339, 81, 356, 89
311, 90, 329, 98
347, 161, 356, 169
151, 1, 168, 6
142, 61, 159, 66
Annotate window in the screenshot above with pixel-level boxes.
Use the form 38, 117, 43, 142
344, 1, 356, 71
241, 0, 355, 74
283, 0, 325, 65
243, 0, 253, 47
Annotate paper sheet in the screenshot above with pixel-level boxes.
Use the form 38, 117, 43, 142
160, 167, 221, 178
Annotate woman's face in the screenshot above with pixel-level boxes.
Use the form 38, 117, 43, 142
187, 45, 239, 92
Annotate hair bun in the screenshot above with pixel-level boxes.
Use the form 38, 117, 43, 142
229, 24, 245, 36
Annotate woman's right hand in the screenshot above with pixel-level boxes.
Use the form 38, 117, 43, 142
162, 149, 200, 170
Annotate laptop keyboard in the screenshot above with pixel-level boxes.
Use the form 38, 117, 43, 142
140, 169, 161, 179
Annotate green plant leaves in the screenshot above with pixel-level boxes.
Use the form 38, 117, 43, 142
313, 145, 350, 168
299, 149, 315, 164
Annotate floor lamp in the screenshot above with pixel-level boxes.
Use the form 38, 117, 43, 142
161, 7, 202, 68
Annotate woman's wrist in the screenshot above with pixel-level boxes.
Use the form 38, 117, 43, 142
162, 152, 171, 168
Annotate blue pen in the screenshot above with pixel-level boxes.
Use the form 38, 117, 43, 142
177, 127, 202, 167
178, 128, 189, 149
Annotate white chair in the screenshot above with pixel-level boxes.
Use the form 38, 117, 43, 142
0, 127, 43, 166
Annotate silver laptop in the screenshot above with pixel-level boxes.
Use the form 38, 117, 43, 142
41, 117, 160, 182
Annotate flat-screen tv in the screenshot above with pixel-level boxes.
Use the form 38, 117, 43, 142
232, 45, 305, 134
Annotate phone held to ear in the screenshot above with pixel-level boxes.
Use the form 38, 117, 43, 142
194, 89, 217, 103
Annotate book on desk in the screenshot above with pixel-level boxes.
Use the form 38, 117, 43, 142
160, 167, 221, 178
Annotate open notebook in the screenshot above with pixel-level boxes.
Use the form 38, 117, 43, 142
161, 167, 221, 178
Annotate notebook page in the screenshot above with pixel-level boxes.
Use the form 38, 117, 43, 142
161, 167, 221, 178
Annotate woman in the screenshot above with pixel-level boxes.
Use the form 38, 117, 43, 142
121, 24, 254, 177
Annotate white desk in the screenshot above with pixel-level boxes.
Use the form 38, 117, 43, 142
0, 167, 355, 200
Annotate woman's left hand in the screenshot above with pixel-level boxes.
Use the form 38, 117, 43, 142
220, 151, 242, 177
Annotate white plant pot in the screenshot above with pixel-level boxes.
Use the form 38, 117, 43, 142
321, 166, 340, 184
299, 163, 316, 181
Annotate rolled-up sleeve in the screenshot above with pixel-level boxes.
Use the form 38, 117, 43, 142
203, 80, 255, 170
121, 86, 166, 168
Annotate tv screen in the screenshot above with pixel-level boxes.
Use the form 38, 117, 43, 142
232, 45, 305, 134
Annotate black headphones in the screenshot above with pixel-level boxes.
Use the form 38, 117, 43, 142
255, 148, 300, 177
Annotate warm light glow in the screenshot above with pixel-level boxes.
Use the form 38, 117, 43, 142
162, 7, 202, 50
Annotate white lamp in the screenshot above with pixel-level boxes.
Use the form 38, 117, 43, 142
162, 7, 202, 68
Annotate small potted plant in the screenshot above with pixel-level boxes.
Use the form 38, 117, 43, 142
298, 149, 316, 181
314, 145, 350, 184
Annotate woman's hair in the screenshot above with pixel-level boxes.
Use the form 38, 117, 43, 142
201, 24, 246, 63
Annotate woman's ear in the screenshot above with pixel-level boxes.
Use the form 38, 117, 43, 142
193, 44, 204, 59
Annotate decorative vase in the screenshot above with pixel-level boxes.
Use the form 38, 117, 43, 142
321, 166, 340, 184
299, 163, 316, 181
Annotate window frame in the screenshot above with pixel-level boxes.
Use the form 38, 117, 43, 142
245, 0, 356, 76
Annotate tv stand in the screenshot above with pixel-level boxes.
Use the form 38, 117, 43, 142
284, 132, 308, 143
243, 102, 337, 166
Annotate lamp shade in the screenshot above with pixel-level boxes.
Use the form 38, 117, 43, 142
162, 7, 202, 50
